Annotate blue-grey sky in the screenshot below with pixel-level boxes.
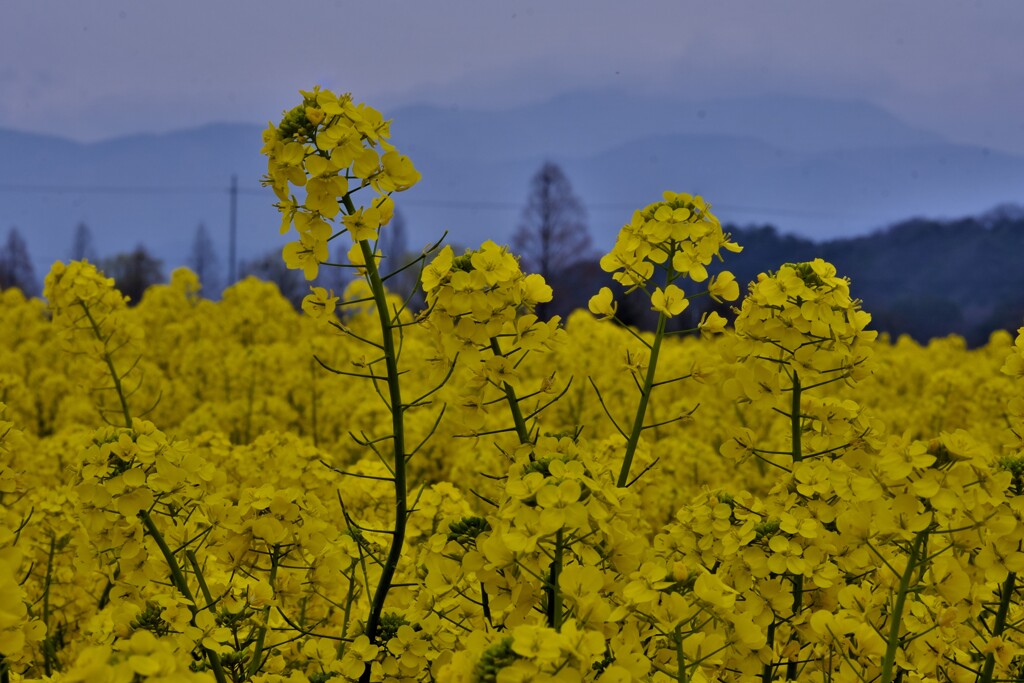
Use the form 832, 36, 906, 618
2, 0, 1023, 154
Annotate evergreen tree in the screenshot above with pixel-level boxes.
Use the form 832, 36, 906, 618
69, 222, 98, 262
187, 222, 222, 295
0, 227, 39, 296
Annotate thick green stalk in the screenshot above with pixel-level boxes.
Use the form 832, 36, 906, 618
141, 511, 228, 683
357, 235, 408, 644
343, 197, 408, 683
85, 297, 225, 681
490, 337, 530, 444
761, 622, 777, 683
785, 370, 803, 681
790, 371, 802, 463
675, 625, 688, 683
617, 311, 668, 487
978, 570, 1016, 683
247, 545, 280, 679
547, 529, 564, 631
880, 533, 925, 683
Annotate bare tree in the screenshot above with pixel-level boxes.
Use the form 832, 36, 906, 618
0, 227, 39, 296
188, 223, 222, 295
70, 222, 99, 262
511, 161, 592, 316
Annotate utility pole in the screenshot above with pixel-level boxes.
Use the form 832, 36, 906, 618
228, 174, 238, 285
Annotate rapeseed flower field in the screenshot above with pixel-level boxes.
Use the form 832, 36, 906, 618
2, 87, 1023, 683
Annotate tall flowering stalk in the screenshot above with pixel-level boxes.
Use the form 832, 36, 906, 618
722, 259, 877, 681
589, 192, 742, 487
44, 261, 230, 683
420, 241, 572, 630
262, 87, 429, 680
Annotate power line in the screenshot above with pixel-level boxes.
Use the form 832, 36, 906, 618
0, 183, 227, 194
400, 199, 884, 220
0, 182, 887, 221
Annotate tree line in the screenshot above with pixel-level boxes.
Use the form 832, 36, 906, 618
0, 161, 593, 310
2, 163, 1022, 345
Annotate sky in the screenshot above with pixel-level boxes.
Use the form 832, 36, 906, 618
2, 0, 1023, 155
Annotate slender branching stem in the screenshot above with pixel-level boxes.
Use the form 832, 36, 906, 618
247, 545, 281, 679
341, 195, 410, 683
490, 337, 530, 444
880, 532, 926, 683
786, 370, 804, 681
547, 529, 564, 631
79, 303, 131, 428
617, 311, 668, 487
978, 571, 1017, 683
140, 511, 228, 683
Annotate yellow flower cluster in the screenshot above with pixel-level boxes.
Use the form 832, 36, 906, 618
1003, 327, 1024, 458
262, 87, 420, 280
1, 405, 46, 666
420, 241, 564, 436
728, 258, 876, 395
43, 260, 150, 425
593, 191, 742, 322
422, 242, 559, 364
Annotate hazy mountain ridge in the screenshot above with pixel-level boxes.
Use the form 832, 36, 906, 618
1, 89, 1022, 289
390, 90, 950, 160
719, 214, 1024, 344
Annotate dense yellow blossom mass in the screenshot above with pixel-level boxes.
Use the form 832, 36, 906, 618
0, 87, 1023, 683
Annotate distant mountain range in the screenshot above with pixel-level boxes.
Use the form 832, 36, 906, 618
535, 205, 1024, 345
726, 206, 1024, 344
1, 88, 1023, 286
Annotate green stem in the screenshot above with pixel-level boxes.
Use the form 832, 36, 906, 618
140, 511, 228, 683
490, 337, 530, 445
481, 583, 492, 626
786, 575, 804, 680
617, 311, 667, 487
184, 550, 215, 607
978, 571, 1016, 683
336, 559, 360, 658
344, 197, 408, 683
547, 529, 564, 631
247, 545, 280, 679
790, 370, 802, 463
880, 532, 925, 683
675, 625, 688, 683
42, 535, 57, 676
83, 281, 224, 683
79, 302, 132, 428
761, 621, 776, 683
785, 370, 803, 681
